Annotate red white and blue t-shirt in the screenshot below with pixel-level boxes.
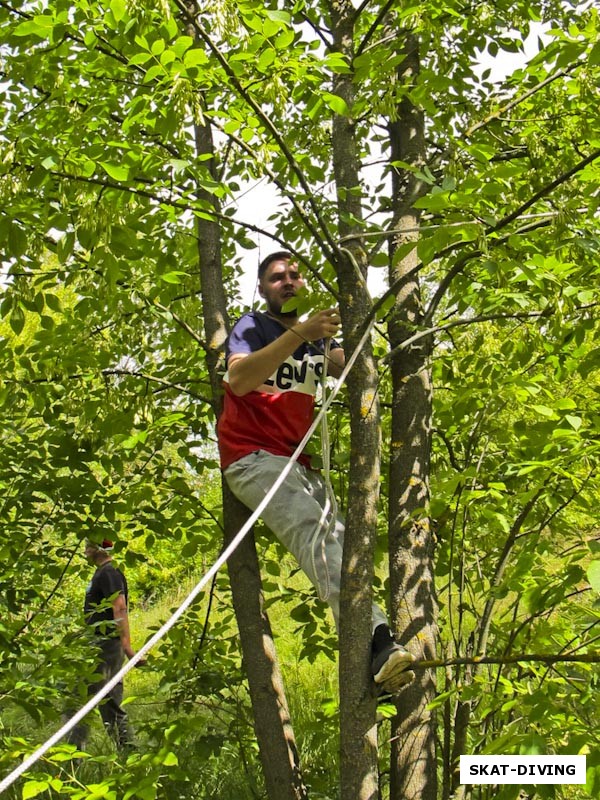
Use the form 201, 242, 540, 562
217, 312, 340, 470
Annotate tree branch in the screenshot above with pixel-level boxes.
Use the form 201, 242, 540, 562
423, 143, 599, 323
150, 298, 208, 349
16, 545, 79, 637
173, 0, 339, 257
476, 483, 548, 656
297, 9, 333, 48
380, 307, 561, 364
411, 652, 600, 670
106, 369, 212, 403
10, 161, 310, 258
0, 0, 28, 19
487, 148, 600, 237
356, 0, 397, 57
209, 119, 339, 298
465, 61, 584, 138
5, 370, 213, 403
368, 147, 597, 329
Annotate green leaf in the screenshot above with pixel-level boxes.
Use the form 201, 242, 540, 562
13, 16, 54, 38
80, 159, 96, 177
258, 48, 276, 72
376, 701, 397, 718
532, 405, 558, 419
100, 163, 130, 181
264, 9, 291, 25
129, 51, 152, 66
588, 561, 600, 593
121, 431, 148, 450
413, 191, 450, 211
184, 49, 208, 68
322, 92, 350, 116
307, 96, 323, 120
416, 235, 438, 265
162, 750, 179, 766
275, 29, 295, 49
22, 781, 49, 800
8, 222, 27, 256
10, 306, 26, 335
172, 35, 194, 59
159, 271, 188, 284
167, 159, 190, 175
554, 398, 577, 410
145, 64, 165, 83
110, 0, 127, 22
565, 415, 582, 431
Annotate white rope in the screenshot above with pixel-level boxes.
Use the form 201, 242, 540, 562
310, 337, 338, 602
0, 315, 377, 796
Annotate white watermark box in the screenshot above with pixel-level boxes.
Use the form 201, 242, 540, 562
460, 755, 587, 784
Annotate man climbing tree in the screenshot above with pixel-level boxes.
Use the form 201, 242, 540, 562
218, 250, 415, 695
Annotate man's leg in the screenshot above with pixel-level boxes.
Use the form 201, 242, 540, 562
98, 640, 134, 751
66, 712, 90, 752
225, 451, 353, 628
225, 451, 415, 691
305, 467, 415, 692
66, 646, 104, 751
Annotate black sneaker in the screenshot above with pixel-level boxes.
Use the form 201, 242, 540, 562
371, 625, 415, 694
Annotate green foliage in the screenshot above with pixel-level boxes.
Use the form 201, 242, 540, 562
1, 0, 599, 798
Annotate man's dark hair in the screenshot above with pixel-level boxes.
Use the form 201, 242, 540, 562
258, 250, 293, 280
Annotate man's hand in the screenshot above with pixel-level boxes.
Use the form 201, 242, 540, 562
295, 308, 341, 342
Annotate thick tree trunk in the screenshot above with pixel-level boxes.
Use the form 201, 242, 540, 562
223, 488, 307, 800
386, 34, 438, 800
329, 3, 380, 799
193, 118, 307, 800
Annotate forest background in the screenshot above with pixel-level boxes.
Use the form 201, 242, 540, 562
0, 1, 599, 799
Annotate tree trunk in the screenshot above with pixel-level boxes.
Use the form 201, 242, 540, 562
193, 117, 307, 800
329, 3, 380, 798
386, 33, 438, 800
224, 488, 307, 800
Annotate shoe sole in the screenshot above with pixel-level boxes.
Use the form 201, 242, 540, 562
373, 650, 416, 694
379, 669, 415, 694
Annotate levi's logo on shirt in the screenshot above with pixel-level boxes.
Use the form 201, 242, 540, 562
263, 352, 325, 394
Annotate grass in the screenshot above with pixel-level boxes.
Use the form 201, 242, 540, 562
126, 555, 340, 798
3, 547, 596, 800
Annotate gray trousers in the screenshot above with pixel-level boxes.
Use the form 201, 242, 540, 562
224, 450, 388, 633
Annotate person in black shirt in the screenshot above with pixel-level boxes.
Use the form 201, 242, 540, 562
68, 538, 142, 752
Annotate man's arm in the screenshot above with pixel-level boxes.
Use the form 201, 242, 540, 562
327, 346, 345, 379
112, 594, 137, 661
228, 308, 341, 396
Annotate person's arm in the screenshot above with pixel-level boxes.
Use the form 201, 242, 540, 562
112, 594, 143, 663
228, 308, 341, 396
327, 345, 345, 379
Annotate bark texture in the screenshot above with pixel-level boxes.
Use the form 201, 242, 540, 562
329, 3, 380, 798
386, 34, 438, 800
224, 490, 307, 800
194, 117, 307, 800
